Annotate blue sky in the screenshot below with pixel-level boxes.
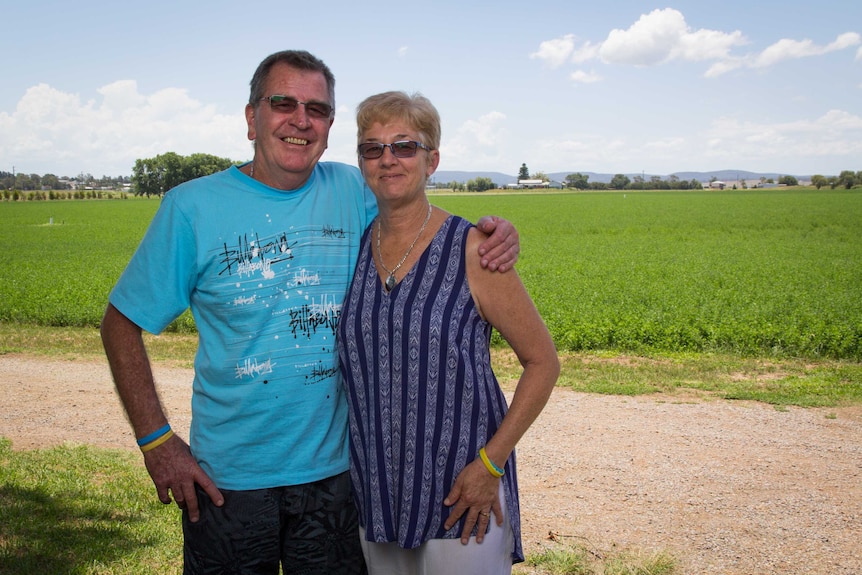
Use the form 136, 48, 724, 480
1, 0, 860, 178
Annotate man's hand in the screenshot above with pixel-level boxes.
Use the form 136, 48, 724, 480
476, 216, 520, 272
143, 434, 224, 522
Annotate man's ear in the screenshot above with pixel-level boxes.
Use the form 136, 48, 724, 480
245, 103, 256, 141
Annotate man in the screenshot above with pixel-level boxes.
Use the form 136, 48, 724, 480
101, 50, 519, 574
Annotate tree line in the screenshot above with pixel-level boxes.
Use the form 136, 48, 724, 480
131, 152, 237, 197
809, 171, 862, 190
563, 170, 861, 190
1, 171, 130, 192
565, 172, 707, 190
5, 159, 860, 197
1, 152, 236, 198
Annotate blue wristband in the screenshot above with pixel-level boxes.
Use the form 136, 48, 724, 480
136, 424, 171, 447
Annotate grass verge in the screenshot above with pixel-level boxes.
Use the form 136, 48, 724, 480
0, 438, 182, 575
2, 322, 861, 408
515, 537, 677, 575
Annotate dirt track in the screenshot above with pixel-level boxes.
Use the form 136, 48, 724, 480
1, 355, 860, 574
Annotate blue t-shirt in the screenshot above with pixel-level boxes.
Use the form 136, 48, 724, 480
110, 162, 377, 489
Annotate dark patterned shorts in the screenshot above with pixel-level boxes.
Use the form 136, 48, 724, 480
182, 471, 366, 575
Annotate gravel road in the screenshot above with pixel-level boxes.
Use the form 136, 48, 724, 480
1, 355, 860, 574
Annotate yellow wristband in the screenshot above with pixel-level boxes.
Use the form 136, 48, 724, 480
140, 429, 174, 453
479, 447, 504, 478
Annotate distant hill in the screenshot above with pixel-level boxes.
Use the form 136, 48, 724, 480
433, 170, 809, 186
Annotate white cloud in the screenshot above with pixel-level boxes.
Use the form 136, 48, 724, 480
571, 41, 600, 64
706, 32, 861, 76
704, 58, 744, 78
530, 135, 630, 174
439, 111, 509, 171
533, 9, 860, 79
511, 109, 862, 175
398, 46, 409, 59
570, 70, 602, 84
530, 34, 575, 68
597, 8, 745, 66
0, 81, 249, 176
600, 8, 685, 65
753, 32, 861, 68
703, 109, 862, 168
672, 28, 747, 62
531, 9, 745, 74
644, 137, 687, 152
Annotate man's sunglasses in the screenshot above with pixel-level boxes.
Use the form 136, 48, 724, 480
260, 95, 333, 119
357, 140, 431, 160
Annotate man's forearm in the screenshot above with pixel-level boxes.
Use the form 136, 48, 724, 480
100, 303, 169, 438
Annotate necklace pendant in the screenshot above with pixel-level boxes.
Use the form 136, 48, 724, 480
385, 274, 397, 292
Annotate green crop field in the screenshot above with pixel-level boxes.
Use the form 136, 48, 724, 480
0, 198, 199, 331
435, 188, 862, 359
1, 189, 860, 359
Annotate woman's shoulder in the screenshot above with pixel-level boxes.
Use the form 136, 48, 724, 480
460, 220, 489, 276
457, 216, 485, 244
443, 214, 479, 237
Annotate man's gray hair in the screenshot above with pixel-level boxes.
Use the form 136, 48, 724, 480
249, 50, 336, 109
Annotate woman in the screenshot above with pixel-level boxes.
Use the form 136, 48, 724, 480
338, 91, 559, 574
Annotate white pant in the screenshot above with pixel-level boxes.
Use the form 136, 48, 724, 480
359, 486, 514, 575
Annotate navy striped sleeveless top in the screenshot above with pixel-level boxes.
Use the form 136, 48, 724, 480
338, 215, 523, 562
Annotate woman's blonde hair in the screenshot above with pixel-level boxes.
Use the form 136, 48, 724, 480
356, 91, 440, 152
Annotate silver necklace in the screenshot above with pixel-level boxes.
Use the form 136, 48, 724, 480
376, 202, 432, 292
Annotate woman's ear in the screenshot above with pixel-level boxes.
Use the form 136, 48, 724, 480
426, 149, 440, 177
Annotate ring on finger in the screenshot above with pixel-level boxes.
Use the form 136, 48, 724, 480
480, 511, 490, 517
